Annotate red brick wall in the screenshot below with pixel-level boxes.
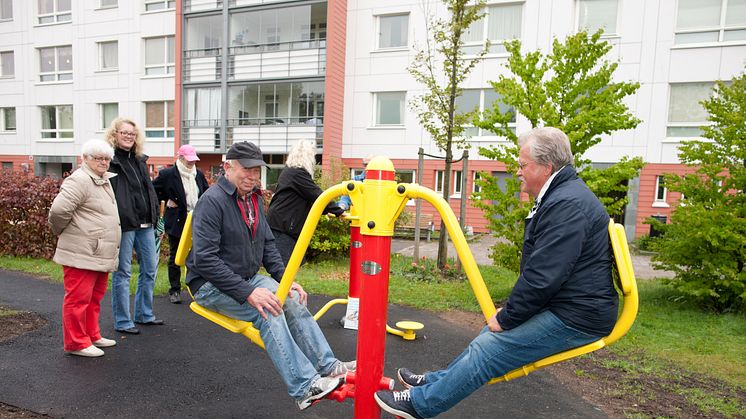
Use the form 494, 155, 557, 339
0, 155, 34, 174
635, 163, 696, 238
321, 0, 347, 174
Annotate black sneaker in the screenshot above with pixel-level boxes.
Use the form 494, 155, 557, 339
374, 389, 423, 419
169, 292, 181, 304
297, 376, 342, 410
397, 368, 427, 389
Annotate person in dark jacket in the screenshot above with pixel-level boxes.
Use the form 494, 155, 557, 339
267, 140, 344, 265
374, 127, 619, 419
185, 141, 355, 411
153, 144, 209, 303
106, 118, 164, 335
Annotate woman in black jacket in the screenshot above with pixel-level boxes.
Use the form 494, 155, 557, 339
267, 140, 343, 265
152, 145, 209, 303
106, 117, 163, 334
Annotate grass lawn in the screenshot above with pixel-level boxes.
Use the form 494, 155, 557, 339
1, 253, 744, 392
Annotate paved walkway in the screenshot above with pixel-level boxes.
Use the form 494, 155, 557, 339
0, 270, 606, 418
392, 234, 674, 280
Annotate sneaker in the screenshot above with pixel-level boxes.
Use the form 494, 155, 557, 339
297, 376, 342, 410
397, 368, 427, 389
68, 345, 104, 358
327, 360, 356, 378
169, 292, 181, 304
374, 389, 423, 419
92, 337, 117, 348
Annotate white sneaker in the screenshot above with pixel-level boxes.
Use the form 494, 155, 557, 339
328, 360, 356, 378
92, 337, 117, 348
297, 376, 342, 410
68, 345, 104, 357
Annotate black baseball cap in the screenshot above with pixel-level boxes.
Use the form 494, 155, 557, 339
226, 141, 266, 168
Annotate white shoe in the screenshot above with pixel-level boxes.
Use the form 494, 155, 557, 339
92, 337, 117, 348
297, 376, 342, 410
68, 345, 104, 357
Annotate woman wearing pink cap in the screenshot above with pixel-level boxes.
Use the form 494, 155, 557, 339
153, 144, 210, 303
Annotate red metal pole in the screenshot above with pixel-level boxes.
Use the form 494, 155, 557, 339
354, 234, 392, 418
348, 226, 362, 298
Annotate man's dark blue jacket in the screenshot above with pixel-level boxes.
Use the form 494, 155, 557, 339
186, 176, 285, 304
496, 166, 618, 336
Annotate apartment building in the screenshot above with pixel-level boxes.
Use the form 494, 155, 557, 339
1, 1, 744, 238
0, 0, 176, 176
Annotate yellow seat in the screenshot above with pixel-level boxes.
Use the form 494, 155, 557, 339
488, 219, 639, 383
175, 212, 265, 349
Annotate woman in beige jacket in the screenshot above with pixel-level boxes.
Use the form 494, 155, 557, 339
49, 139, 121, 358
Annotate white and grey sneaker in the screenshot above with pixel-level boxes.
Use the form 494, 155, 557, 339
92, 337, 117, 348
327, 360, 356, 378
297, 376, 342, 410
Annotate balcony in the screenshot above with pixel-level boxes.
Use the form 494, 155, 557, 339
183, 48, 223, 82
230, 39, 326, 80
184, 0, 223, 12
182, 118, 323, 154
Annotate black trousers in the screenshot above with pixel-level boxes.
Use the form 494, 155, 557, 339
167, 233, 182, 294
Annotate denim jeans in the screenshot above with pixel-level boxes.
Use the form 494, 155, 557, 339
410, 310, 599, 418
111, 227, 157, 330
193, 276, 339, 399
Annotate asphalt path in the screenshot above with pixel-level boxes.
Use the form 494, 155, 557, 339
0, 270, 605, 418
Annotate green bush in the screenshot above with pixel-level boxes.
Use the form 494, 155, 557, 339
0, 171, 61, 258
307, 216, 350, 261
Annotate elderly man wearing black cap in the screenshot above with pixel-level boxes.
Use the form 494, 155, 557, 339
185, 141, 354, 410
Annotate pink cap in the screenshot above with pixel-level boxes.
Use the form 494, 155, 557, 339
177, 145, 200, 161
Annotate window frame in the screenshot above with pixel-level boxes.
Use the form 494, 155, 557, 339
0, 50, 13, 78
0, 0, 13, 21
472, 171, 482, 194
674, 0, 746, 45
99, 0, 117, 9
456, 88, 516, 137
143, 36, 175, 76
98, 103, 119, 131
37, 0, 72, 25
0, 107, 16, 131
376, 13, 409, 50
38, 45, 73, 82
653, 175, 669, 207
463, 1, 524, 55
39, 105, 74, 140
97, 40, 118, 71
373, 91, 406, 126
575, 0, 620, 36
666, 82, 715, 138
144, 0, 175, 12
144, 100, 175, 140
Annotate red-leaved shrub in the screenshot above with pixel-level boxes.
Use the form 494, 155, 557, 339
0, 170, 62, 258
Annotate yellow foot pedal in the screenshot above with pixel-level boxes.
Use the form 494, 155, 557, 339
395, 321, 424, 341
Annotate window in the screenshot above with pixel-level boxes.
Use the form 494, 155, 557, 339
97, 41, 118, 71
230, 4, 327, 52
654, 175, 668, 205
144, 36, 175, 75
435, 170, 445, 193
374, 92, 405, 125
455, 88, 516, 136
39, 46, 72, 82
0, 51, 13, 77
396, 169, 415, 184
436, 170, 465, 196
144, 101, 174, 138
38, 0, 72, 24
378, 14, 409, 49
2, 162, 12, 170
1, 0, 12, 20
667, 82, 714, 137
473, 172, 482, 193
99, 103, 118, 130
144, 0, 175, 11
99, 0, 117, 8
463, 3, 523, 54
675, 0, 746, 44
0, 107, 15, 131
453, 170, 463, 196
185, 15, 222, 55
40, 105, 73, 139
577, 0, 618, 35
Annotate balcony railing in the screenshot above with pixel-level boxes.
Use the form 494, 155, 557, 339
184, 0, 223, 13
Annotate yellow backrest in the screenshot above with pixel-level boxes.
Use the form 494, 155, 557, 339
175, 212, 193, 268
489, 218, 639, 384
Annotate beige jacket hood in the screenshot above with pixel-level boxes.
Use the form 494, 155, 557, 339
49, 164, 121, 272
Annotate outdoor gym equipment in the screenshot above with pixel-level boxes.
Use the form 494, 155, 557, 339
175, 155, 639, 418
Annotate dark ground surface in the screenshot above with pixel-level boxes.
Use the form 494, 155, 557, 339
0, 270, 607, 419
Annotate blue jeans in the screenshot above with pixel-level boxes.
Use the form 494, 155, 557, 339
194, 276, 339, 399
111, 227, 158, 330
410, 310, 599, 418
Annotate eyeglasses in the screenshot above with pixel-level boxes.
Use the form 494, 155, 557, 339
89, 156, 112, 163
118, 131, 136, 137
517, 160, 533, 170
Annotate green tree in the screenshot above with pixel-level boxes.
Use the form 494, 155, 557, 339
651, 71, 746, 312
408, 0, 487, 270
474, 30, 644, 271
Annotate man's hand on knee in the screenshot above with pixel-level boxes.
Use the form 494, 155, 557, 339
290, 282, 308, 306
488, 308, 504, 332
248, 288, 282, 320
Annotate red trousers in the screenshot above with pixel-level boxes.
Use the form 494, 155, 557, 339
62, 266, 108, 351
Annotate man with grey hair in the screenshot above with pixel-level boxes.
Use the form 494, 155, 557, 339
185, 141, 354, 411
375, 127, 618, 419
